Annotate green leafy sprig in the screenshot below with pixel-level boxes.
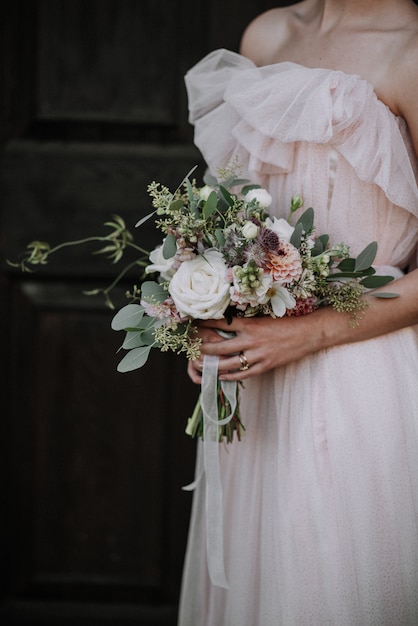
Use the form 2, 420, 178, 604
288, 205, 398, 324
7, 215, 149, 309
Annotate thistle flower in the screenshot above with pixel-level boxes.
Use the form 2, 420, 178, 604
258, 227, 280, 252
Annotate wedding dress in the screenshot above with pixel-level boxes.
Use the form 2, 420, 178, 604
178, 49, 418, 626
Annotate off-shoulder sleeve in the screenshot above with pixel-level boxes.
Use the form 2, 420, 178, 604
185, 49, 418, 218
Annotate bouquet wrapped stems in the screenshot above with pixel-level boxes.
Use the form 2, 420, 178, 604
186, 382, 245, 443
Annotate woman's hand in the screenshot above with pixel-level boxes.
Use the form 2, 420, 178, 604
187, 325, 227, 384
187, 269, 418, 384
188, 312, 327, 383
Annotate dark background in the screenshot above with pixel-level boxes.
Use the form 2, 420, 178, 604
0, 1, 288, 624
4, 1, 416, 624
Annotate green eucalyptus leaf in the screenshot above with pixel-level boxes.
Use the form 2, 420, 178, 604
219, 185, 234, 206
360, 275, 394, 288
203, 191, 218, 218
216, 194, 230, 212
203, 172, 218, 187
228, 178, 250, 187
135, 209, 157, 228
111, 304, 145, 331
311, 240, 324, 256
220, 175, 249, 189
355, 241, 377, 271
327, 267, 375, 280
169, 198, 184, 211
140, 327, 158, 345
122, 331, 146, 350
215, 228, 225, 246
167, 165, 198, 206
337, 258, 356, 272
294, 207, 314, 232
141, 281, 167, 303
123, 322, 154, 333
241, 184, 261, 195
163, 233, 177, 259
290, 222, 303, 248
186, 178, 194, 202
117, 345, 153, 372
370, 292, 399, 298
317, 234, 329, 249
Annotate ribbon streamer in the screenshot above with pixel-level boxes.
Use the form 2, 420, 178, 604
183, 354, 237, 589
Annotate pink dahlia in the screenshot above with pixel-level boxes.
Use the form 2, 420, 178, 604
266, 242, 302, 285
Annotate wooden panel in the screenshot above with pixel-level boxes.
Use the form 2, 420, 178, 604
1, 140, 204, 277
38, 0, 180, 124
6, 280, 198, 603
0, 0, 37, 143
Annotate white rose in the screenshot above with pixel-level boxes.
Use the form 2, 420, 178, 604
264, 216, 295, 243
199, 185, 215, 201
241, 220, 259, 239
168, 249, 230, 319
245, 188, 273, 208
145, 242, 175, 281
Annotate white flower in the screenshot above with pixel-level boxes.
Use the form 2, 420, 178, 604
199, 185, 215, 201
269, 284, 296, 317
168, 249, 230, 319
145, 242, 176, 281
245, 188, 273, 208
241, 220, 259, 239
264, 216, 295, 243
230, 268, 272, 309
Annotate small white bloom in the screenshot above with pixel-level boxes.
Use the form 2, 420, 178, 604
245, 188, 273, 208
199, 185, 215, 201
241, 221, 259, 239
230, 268, 272, 308
265, 216, 295, 243
269, 284, 296, 317
145, 242, 176, 281
168, 249, 230, 319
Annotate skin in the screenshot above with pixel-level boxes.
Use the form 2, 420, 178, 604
188, 0, 418, 384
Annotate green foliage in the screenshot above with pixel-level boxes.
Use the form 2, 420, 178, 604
8, 215, 149, 309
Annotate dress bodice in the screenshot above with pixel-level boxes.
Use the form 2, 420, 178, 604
185, 49, 418, 268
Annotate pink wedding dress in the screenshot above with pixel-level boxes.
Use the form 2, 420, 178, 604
178, 49, 418, 626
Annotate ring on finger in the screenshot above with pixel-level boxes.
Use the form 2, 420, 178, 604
239, 351, 250, 371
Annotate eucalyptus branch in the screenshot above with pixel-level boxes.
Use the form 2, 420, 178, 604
8, 215, 149, 272
84, 258, 148, 309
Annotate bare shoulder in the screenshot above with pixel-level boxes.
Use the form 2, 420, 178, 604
393, 30, 418, 155
240, 2, 307, 65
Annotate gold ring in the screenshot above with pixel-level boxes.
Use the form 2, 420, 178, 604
239, 351, 250, 371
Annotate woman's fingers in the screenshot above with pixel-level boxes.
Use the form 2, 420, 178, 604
187, 359, 202, 384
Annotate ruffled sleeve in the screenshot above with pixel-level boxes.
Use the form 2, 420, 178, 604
185, 49, 418, 218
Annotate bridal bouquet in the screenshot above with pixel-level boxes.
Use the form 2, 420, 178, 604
108, 166, 396, 441
11, 165, 396, 443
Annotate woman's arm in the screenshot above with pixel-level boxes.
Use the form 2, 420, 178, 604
187, 11, 418, 385
187, 268, 418, 383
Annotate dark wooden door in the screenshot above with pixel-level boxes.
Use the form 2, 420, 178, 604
0, 1, 288, 623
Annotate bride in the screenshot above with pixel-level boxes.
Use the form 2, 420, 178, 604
179, 1, 418, 624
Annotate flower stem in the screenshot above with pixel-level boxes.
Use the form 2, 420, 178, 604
185, 396, 202, 437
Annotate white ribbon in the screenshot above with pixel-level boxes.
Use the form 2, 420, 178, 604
183, 354, 237, 589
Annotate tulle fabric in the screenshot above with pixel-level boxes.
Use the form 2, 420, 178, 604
179, 50, 418, 625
